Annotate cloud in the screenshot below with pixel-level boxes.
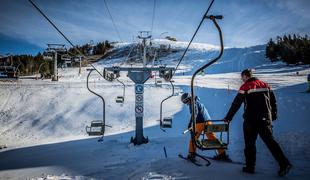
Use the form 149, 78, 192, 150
268, 0, 310, 19
0, 0, 309, 52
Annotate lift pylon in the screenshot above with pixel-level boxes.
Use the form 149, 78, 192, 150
104, 66, 174, 145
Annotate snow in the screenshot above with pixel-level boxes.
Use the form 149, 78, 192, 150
0, 41, 310, 180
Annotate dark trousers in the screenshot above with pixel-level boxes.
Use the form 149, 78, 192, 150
243, 120, 290, 168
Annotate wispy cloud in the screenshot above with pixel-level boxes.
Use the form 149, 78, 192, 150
0, 0, 309, 54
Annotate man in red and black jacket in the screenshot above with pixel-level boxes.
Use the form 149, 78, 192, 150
223, 69, 292, 177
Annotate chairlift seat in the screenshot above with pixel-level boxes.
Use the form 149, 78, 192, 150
116, 96, 124, 103
204, 123, 229, 133
198, 139, 228, 149
90, 120, 104, 127
161, 117, 172, 128
86, 120, 104, 136
196, 120, 229, 150
156, 80, 162, 87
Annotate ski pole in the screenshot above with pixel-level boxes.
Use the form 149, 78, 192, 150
183, 127, 193, 134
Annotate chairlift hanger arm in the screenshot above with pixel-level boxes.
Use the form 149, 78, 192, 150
159, 80, 175, 131
86, 69, 106, 135
116, 78, 126, 98
28, 0, 103, 77
190, 15, 224, 150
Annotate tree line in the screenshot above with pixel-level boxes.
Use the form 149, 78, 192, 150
68, 40, 113, 56
266, 34, 310, 65
1, 41, 113, 76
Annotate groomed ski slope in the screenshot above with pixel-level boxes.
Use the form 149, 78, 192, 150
0, 41, 309, 179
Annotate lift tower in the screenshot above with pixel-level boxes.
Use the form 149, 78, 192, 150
43, 44, 67, 81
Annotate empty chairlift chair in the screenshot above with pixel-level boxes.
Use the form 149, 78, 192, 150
115, 96, 124, 103
85, 68, 111, 136
115, 79, 125, 104
159, 80, 175, 130
155, 79, 162, 87
86, 120, 105, 136
161, 116, 173, 128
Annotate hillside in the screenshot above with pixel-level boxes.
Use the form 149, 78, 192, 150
0, 41, 309, 180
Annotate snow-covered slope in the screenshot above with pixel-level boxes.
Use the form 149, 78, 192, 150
108, 40, 280, 75
0, 41, 309, 180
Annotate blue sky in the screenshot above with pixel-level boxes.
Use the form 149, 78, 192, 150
0, 0, 310, 55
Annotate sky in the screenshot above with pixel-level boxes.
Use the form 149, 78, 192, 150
0, 0, 310, 55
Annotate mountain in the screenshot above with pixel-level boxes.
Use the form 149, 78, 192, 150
0, 40, 309, 179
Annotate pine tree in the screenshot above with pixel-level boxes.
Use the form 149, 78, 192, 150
266, 34, 309, 65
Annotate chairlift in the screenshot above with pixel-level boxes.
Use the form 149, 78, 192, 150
103, 68, 120, 82
159, 67, 173, 81
159, 80, 175, 130
161, 117, 172, 128
197, 120, 229, 149
61, 54, 71, 62
43, 51, 53, 61
86, 120, 105, 136
85, 68, 111, 137
189, 15, 226, 150
115, 96, 124, 103
155, 79, 162, 87
115, 78, 125, 104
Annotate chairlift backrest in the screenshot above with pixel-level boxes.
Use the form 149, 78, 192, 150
116, 96, 124, 103
204, 123, 229, 133
161, 117, 172, 128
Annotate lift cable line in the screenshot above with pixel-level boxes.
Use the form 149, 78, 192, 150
150, 0, 156, 35
103, 0, 123, 42
28, 0, 103, 77
172, 0, 215, 77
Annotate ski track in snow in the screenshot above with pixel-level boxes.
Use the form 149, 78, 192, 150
0, 42, 310, 180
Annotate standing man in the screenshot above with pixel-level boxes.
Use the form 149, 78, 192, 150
181, 93, 229, 161
223, 69, 292, 176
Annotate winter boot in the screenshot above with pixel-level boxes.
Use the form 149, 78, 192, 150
242, 166, 255, 174
186, 153, 196, 162
278, 163, 292, 177
213, 152, 231, 161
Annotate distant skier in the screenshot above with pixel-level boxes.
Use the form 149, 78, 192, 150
181, 93, 230, 161
223, 69, 292, 176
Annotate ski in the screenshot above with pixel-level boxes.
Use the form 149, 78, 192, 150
202, 155, 244, 165
178, 154, 203, 166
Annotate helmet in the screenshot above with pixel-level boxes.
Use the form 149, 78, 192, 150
181, 93, 191, 103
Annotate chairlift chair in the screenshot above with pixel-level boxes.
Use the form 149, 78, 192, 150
86, 120, 105, 136
43, 52, 53, 61
85, 68, 111, 137
103, 68, 120, 82
189, 15, 225, 151
161, 116, 172, 128
196, 120, 229, 150
159, 80, 175, 130
116, 96, 124, 103
155, 79, 162, 87
115, 78, 126, 104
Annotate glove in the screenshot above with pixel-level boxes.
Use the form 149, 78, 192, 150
223, 118, 230, 123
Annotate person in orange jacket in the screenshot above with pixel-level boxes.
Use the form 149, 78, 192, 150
181, 93, 230, 161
